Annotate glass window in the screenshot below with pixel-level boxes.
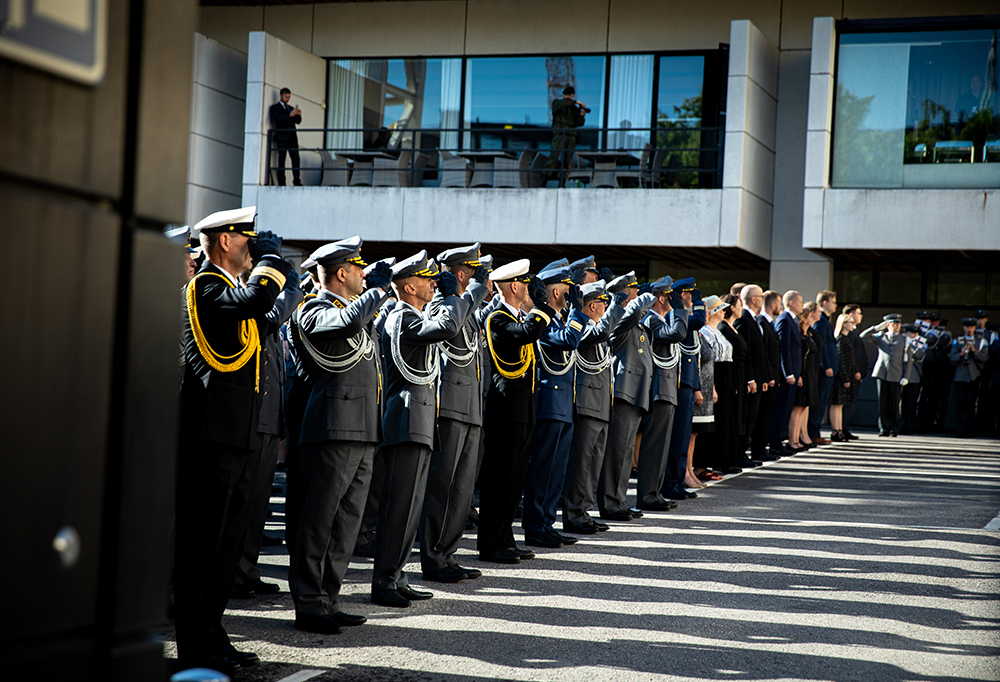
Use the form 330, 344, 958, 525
463, 55, 606, 150
326, 58, 462, 152
935, 272, 989, 306
656, 55, 707, 188
832, 27, 1000, 189
877, 270, 922, 305
606, 54, 654, 151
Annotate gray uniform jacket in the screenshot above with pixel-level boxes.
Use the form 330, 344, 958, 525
950, 335, 989, 382
430, 281, 489, 425
297, 287, 389, 445
861, 327, 905, 382
610, 292, 657, 411
574, 301, 626, 423
381, 296, 469, 448
644, 307, 690, 405
900, 337, 928, 385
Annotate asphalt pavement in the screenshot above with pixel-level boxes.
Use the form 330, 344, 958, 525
160, 431, 1000, 682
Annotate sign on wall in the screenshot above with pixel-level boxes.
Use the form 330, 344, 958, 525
0, 0, 106, 85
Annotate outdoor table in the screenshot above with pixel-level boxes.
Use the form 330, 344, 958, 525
456, 150, 516, 187
576, 151, 641, 188
337, 151, 400, 186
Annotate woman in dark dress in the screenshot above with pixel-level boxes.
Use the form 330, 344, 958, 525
789, 302, 821, 449
719, 294, 750, 468
829, 312, 859, 441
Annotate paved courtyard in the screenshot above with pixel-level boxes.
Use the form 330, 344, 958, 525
161, 432, 1000, 681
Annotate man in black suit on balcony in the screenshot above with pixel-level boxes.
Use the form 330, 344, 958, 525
269, 87, 302, 186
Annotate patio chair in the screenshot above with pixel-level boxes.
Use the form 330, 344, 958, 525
319, 150, 351, 187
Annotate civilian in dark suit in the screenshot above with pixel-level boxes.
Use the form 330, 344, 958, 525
478, 261, 555, 564
736, 285, 770, 460
841, 304, 868, 439
755, 291, 786, 456
177, 207, 292, 674
269, 87, 302, 186
769, 290, 803, 450
809, 291, 839, 444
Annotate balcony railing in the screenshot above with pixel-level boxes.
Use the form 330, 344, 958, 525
264, 126, 724, 190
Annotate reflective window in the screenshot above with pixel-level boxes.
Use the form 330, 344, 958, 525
832, 27, 1000, 189
656, 55, 708, 188
463, 55, 606, 150
326, 58, 462, 151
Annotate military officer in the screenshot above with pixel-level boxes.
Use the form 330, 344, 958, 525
950, 317, 990, 437
569, 255, 600, 285
635, 276, 690, 510
562, 280, 625, 533
232, 258, 304, 598
522, 264, 588, 548
176, 206, 293, 674
660, 277, 706, 500
289, 237, 393, 634
371, 252, 468, 607
419, 244, 491, 583
861, 313, 906, 437
478, 260, 555, 564
353, 256, 398, 559
598, 272, 657, 521
898, 323, 928, 434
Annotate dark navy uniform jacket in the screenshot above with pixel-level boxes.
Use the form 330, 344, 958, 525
181, 257, 293, 450
484, 301, 556, 425
677, 300, 707, 390
535, 307, 589, 424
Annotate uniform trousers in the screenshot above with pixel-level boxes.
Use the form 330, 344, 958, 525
900, 384, 920, 433
809, 373, 834, 439
420, 419, 481, 574
877, 379, 900, 434
478, 416, 535, 555
635, 400, 675, 506
283, 381, 310, 558
769, 382, 797, 447
954, 379, 979, 435
356, 448, 385, 550
751, 385, 778, 455
562, 415, 609, 528
598, 401, 645, 515
289, 440, 373, 618
235, 433, 279, 588
372, 442, 432, 591
523, 418, 574, 536
174, 438, 254, 663
662, 385, 695, 495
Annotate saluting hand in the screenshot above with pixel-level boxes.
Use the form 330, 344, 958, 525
566, 283, 584, 311
528, 276, 548, 308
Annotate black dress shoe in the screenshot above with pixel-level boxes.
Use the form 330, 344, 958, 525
548, 530, 578, 544
230, 586, 256, 599
423, 565, 468, 583
185, 654, 241, 676
508, 546, 536, 560
249, 579, 281, 595
295, 613, 344, 634
525, 533, 562, 548
456, 565, 482, 579
878, 431, 890, 437
846, 431, 860, 440
330, 611, 367, 626
756, 452, 780, 461
628, 507, 644, 518
222, 646, 259, 666
599, 509, 633, 521
890, 431, 898, 437
371, 588, 411, 608
637, 499, 674, 511
397, 584, 433, 601
590, 519, 610, 531
563, 522, 599, 534
261, 534, 284, 547
736, 458, 762, 467
479, 549, 520, 564
721, 466, 743, 474
662, 490, 689, 501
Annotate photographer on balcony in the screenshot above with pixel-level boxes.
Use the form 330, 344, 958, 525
548, 86, 590, 187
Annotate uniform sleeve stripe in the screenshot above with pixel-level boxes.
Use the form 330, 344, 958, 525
530, 308, 551, 325
569, 320, 584, 331
253, 265, 287, 289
